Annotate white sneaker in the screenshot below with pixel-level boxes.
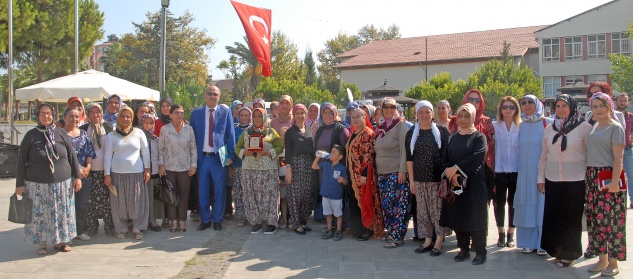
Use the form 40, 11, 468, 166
537, 249, 548, 256
522, 248, 534, 254
75, 233, 91, 241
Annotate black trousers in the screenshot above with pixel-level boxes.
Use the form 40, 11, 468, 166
494, 172, 517, 228
456, 230, 487, 255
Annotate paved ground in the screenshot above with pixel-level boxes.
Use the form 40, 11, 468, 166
1, 177, 631, 278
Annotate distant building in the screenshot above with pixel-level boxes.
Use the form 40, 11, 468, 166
88, 34, 119, 71
210, 79, 234, 94
334, 26, 545, 94
535, 0, 632, 97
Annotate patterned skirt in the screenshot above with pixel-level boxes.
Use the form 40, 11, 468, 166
230, 167, 246, 221
242, 168, 279, 226
585, 166, 627, 261
24, 178, 76, 245
414, 181, 452, 238
287, 154, 314, 228
86, 171, 114, 230
377, 171, 410, 241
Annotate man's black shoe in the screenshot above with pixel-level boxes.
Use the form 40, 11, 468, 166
454, 251, 471, 262
213, 222, 223, 231
197, 222, 211, 231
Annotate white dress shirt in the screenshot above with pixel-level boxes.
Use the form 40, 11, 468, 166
203, 105, 217, 153
493, 120, 519, 173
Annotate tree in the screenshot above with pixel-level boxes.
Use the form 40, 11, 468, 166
608, 22, 633, 93
303, 49, 317, 86
317, 24, 401, 95
216, 55, 247, 100
270, 31, 304, 82
1, 0, 104, 82
225, 37, 260, 93
335, 82, 362, 108
101, 10, 215, 90
0, 0, 37, 68
404, 72, 468, 112
255, 78, 330, 106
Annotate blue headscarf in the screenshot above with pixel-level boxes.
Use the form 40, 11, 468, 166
520, 94, 544, 123
342, 101, 359, 128
231, 100, 243, 124
103, 94, 122, 126
319, 102, 339, 126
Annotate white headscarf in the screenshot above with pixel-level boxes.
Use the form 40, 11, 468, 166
410, 100, 441, 155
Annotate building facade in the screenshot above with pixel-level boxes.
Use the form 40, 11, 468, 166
88, 34, 119, 72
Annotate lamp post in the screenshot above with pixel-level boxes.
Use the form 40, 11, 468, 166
159, 0, 169, 98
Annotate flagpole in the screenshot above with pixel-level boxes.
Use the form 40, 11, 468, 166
75, 0, 79, 73
159, 0, 169, 98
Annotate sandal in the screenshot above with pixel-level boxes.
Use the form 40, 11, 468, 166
430, 246, 443, 257
294, 228, 306, 235
37, 247, 48, 255
134, 231, 143, 240
149, 224, 162, 232
601, 267, 619, 277
588, 262, 609, 272
506, 233, 515, 248
537, 249, 548, 256
556, 260, 575, 268
53, 244, 71, 252
383, 240, 404, 248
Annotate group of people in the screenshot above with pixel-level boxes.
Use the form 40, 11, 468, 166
14, 83, 628, 276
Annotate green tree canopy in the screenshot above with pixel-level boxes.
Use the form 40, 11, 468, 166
303, 49, 317, 86
255, 78, 330, 106
608, 22, 633, 93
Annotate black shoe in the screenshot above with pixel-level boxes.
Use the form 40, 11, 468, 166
104, 226, 115, 237
415, 243, 434, 254
251, 224, 262, 234
454, 251, 471, 262
302, 226, 312, 232
472, 254, 487, 265
264, 225, 277, 235
294, 228, 307, 235
497, 233, 506, 247
213, 222, 222, 231
197, 222, 211, 231
356, 234, 370, 241
430, 246, 443, 257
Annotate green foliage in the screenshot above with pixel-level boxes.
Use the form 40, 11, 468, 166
336, 82, 362, 108
101, 10, 215, 92
163, 81, 206, 118
216, 55, 247, 100
303, 50, 318, 86
255, 78, 331, 106
270, 31, 304, 82
317, 24, 401, 95
405, 42, 541, 117
1, 0, 104, 82
0, 0, 37, 67
225, 36, 260, 93
608, 22, 633, 93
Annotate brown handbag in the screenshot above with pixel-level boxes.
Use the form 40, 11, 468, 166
437, 176, 455, 204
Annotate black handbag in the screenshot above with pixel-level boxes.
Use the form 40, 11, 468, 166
154, 177, 179, 207
8, 194, 33, 224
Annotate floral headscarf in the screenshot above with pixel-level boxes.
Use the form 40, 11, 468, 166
85, 102, 105, 149
103, 94, 122, 125
520, 94, 545, 123
36, 103, 59, 172
237, 107, 252, 128
248, 108, 268, 134
590, 92, 617, 121
319, 103, 338, 125
292, 104, 307, 126
252, 98, 266, 110
140, 113, 157, 140
552, 94, 584, 151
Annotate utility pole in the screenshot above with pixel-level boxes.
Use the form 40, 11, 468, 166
159, 0, 170, 98
75, 0, 79, 73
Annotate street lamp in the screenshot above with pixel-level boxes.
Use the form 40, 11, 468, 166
159, 0, 169, 98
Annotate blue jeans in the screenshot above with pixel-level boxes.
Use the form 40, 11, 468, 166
198, 154, 227, 224
623, 148, 633, 203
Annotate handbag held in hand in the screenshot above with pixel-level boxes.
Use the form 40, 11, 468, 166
8, 194, 33, 224
154, 177, 179, 207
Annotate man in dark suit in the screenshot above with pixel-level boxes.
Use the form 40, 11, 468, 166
190, 86, 236, 231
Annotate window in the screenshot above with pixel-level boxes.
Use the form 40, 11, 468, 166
588, 34, 606, 59
612, 32, 630, 54
543, 77, 561, 97
564, 37, 582, 60
542, 38, 560, 62
588, 74, 608, 84
565, 75, 584, 86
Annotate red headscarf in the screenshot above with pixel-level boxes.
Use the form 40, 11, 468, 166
67, 96, 86, 124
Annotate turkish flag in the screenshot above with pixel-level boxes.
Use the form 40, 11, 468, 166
230, 1, 272, 76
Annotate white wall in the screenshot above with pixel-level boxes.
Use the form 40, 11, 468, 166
339, 60, 488, 93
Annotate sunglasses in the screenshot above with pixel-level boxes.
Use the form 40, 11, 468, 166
520, 99, 535, 105
382, 105, 397, 110
501, 105, 516, 110
467, 97, 481, 103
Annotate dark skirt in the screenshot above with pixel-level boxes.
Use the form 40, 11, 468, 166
540, 179, 584, 260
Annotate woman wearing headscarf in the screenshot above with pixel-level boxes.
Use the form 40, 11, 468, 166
140, 113, 164, 232
104, 106, 151, 240
235, 108, 284, 234
133, 102, 151, 127
343, 101, 360, 129
103, 94, 123, 127
16, 103, 81, 255
305, 103, 320, 128
492, 96, 521, 248
583, 92, 626, 276
230, 107, 252, 226
314, 103, 350, 222
448, 90, 496, 206
436, 100, 452, 128
64, 107, 96, 241
439, 103, 488, 265
154, 98, 173, 137
361, 104, 376, 128
230, 100, 244, 125
270, 101, 279, 119
537, 94, 592, 267
81, 103, 116, 237
514, 95, 552, 253
584, 82, 625, 128
406, 101, 451, 256
56, 97, 88, 128
345, 108, 383, 240
375, 97, 410, 248
159, 104, 197, 233
285, 104, 316, 234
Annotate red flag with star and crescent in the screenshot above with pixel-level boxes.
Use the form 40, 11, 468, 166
230, 1, 272, 76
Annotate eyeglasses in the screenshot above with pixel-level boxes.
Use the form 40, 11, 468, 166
520, 99, 535, 105
172, 111, 185, 115
382, 105, 397, 110
467, 97, 481, 103
501, 105, 516, 110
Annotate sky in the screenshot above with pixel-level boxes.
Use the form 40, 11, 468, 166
93, 0, 614, 80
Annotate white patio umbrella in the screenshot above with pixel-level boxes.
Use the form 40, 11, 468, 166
15, 70, 160, 102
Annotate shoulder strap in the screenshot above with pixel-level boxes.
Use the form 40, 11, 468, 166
542, 118, 546, 128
